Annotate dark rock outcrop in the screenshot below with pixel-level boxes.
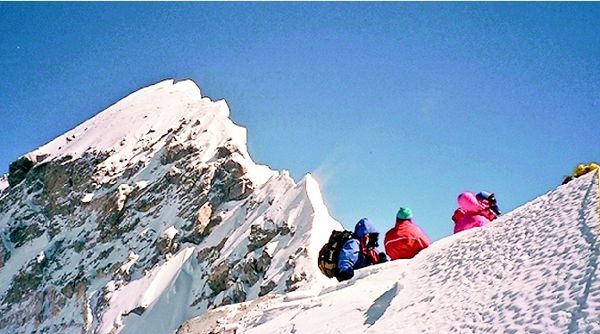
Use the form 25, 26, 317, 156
8, 156, 35, 187
0, 240, 9, 269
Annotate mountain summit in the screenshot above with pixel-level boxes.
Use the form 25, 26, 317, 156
0, 79, 341, 334
2, 79, 599, 334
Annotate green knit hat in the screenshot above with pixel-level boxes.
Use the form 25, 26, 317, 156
396, 207, 413, 220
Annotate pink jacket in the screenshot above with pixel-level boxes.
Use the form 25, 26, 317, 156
453, 192, 497, 234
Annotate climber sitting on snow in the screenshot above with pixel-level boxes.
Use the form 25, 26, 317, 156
384, 207, 430, 260
452, 191, 499, 234
336, 218, 387, 281
562, 162, 599, 185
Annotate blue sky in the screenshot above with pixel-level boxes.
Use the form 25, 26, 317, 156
1, 3, 599, 241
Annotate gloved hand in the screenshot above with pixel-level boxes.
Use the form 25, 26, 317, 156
378, 252, 389, 263
336, 270, 354, 282
367, 232, 379, 248
491, 205, 501, 216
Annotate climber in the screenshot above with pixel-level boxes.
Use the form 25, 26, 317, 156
452, 191, 498, 234
336, 218, 387, 282
476, 191, 501, 216
562, 162, 599, 185
384, 207, 430, 260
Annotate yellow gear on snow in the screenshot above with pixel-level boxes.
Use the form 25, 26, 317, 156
573, 162, 600, 177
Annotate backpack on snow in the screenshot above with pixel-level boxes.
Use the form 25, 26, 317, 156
318, 230, 354, 278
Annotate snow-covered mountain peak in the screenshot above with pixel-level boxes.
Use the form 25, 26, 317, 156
0, 79, 340, 334
25, 79, 260, 186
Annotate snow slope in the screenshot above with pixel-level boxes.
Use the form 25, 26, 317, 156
179, 170, 600, 333
0, 176, 7, 192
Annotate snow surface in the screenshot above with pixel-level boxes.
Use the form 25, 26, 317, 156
180, 171, 600, 334
162, 226, 178, 240
0, 175, 7, 192
80, 193, 94, 203
99, 247, 194, 334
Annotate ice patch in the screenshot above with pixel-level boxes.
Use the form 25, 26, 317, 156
35, 251, 45, 264
81, 193, 94, 203
169, 166, 182, 177
118, 252, 140, 276
0, 175, 8, 191
135, 180, 149, 190
117, 184, 132, 211
162, 226, 178, 240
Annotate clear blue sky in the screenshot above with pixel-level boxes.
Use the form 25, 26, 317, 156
1, 3, 599, 241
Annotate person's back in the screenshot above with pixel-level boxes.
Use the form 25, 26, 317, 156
453, 192, 495, 234
384, 207, 430, 260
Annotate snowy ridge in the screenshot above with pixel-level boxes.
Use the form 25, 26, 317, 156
5, 77, 598, 334
98, 247, 194, 334
0, 79, 343, 334
178, 171, 600, 333
116, 173, 341, 334
27, 79, 272, 186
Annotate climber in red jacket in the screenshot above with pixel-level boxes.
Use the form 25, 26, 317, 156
384, 207, 430, 260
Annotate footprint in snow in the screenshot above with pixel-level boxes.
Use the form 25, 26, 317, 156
364, 282, 402, 326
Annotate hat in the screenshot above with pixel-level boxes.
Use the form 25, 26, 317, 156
476, 191, 492, 201
354, 218, 377, 238
396, 207, 413, 220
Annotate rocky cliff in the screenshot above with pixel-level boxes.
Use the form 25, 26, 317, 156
0, 79, 341, 334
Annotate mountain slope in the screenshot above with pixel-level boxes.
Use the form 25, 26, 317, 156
178, 171, 600, 333
0, 79, 341, 334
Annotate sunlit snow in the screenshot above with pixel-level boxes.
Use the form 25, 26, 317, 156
180, 171, 600, 334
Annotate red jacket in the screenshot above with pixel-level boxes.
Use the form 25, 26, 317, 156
384, 218, 430, 260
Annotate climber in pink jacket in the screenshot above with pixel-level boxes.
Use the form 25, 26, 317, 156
452, 192, 498, 234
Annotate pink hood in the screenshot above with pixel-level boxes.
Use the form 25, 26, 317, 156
453, 192, 491, 234
458, 192, 486, 213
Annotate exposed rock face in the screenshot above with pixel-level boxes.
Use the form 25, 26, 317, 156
0, 79, 340, 334
7, 156, 35, 187
0, 240, 8, 269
